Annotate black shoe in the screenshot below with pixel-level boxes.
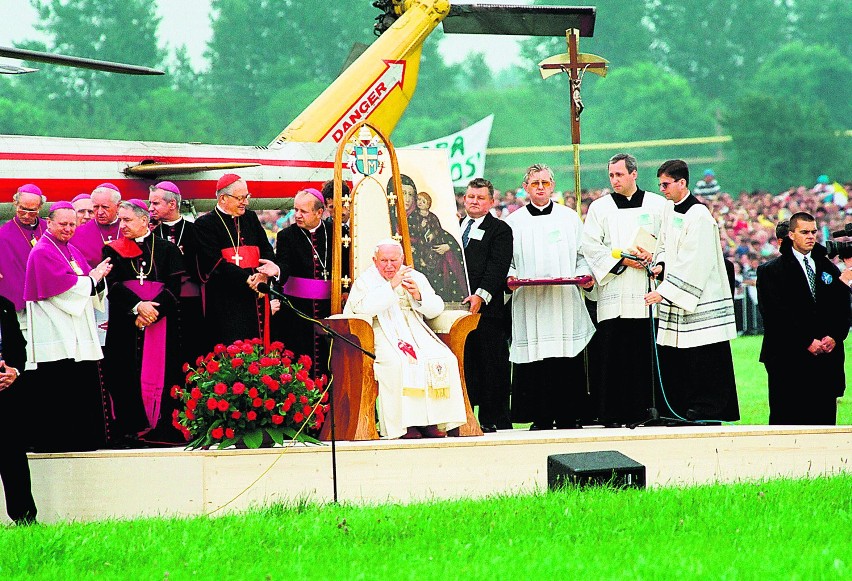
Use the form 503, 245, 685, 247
603, 422, 622, 429
529, 423, 553, 431
556, 421, 583, 430
480, 424, 497, 433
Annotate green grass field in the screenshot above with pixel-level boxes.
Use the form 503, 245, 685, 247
731, 335, 852, 425
2, 476, 850, 579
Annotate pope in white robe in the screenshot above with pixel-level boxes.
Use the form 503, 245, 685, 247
344, 240, 466, 439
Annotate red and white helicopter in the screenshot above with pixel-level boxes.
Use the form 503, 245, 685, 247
0, 1, 597, 213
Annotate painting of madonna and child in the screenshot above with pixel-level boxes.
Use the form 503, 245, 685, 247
349, 148, 471, 308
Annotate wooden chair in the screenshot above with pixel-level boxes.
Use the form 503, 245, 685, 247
318, 123, 482, 441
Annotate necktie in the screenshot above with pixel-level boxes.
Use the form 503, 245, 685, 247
804, 257, 816, 298
461, 219, 474, 248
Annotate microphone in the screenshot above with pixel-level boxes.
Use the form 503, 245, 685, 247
611, 248, 644, 262
256, 282, 286, 300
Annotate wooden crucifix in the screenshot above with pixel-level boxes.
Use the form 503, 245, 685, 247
538, 28, 608, 201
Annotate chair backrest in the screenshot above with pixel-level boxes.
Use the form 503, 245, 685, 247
330, 124, 470, 314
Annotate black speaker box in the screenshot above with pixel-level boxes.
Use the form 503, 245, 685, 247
547, 450, 646, 489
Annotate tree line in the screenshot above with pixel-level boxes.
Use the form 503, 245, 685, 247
0, 0, 848, 194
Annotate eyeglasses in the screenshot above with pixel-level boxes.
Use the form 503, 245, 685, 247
527, 180, 552, 189
16, 206, 41, 214
223, 193, 251, 203
659, 180, 682, 190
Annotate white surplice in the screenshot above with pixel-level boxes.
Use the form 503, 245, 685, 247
343, 265, 466, 439
653, 197, 737, 348
504, 204, 595, 363
26, 277, 106, 367
582, 192, 666, 321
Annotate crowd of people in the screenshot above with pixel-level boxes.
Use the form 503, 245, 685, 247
1, 159, 849, 525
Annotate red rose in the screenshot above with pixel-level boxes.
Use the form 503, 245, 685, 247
300, 395, 309, 404
247, 411, 257, 421
260, 357, 275, 367
271, 414, 284, 425
280, 373, 293, 383
282, 400, 292, 412
248, 362, 261, 375
231, 410, 242, 420
225, 428, 235, 439
264, 398, 275, 410
282, 358, 292, 368
242, 344, 254, 355
186, 409, 196, 420
293, 412, 304, 423
186, 399, 198, 410
287, 392, 296, 403
303, 404, 313, 416
217, 399, 230, 412
185, 372, 194, 383
226, 345, 240, 356
284, 349, 294, 358
206, 360, 220, 374
305, 379, 315, 391
211, 427, 224, 439
252, 397, 263, 408
232, 382, 246, 395
213, 382, 227, 395
269, 341, 284, 352
195, 355, 204, 366
321, 392, 329, 403
315, 411, 324, 425
170, 385, 180, 398
268, 380, 280, 392
251, 337, 263, 345
182, 362, 190, 373
248, 387, 259, 399
296, 370, 308, 382
190, 387, 202, 400
214, 343, 227, 355
206, 397, 218, 410
322, 405, 329, 414
204, 353, 214, 362
298, 354, 312, 370
231, 358, 244, 369
260, 374, 273, 386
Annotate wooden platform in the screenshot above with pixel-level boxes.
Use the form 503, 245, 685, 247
5, 425, 851, 524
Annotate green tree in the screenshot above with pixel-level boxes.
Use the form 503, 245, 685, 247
792, 0, 852, 61
749, 41, 851, 128
724, 94, 849, 193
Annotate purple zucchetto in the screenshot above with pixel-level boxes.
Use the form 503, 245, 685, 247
95, 182, 121, 193
300, 187, 325, 205
153, 180, 180, 195
17, 183, 43, 197
128, 199, 148, 211
71, 193, 90, 203
50, 201, 75, 211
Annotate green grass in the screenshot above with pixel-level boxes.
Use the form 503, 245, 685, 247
2, 476, 850, 579
731, 335, 852, 425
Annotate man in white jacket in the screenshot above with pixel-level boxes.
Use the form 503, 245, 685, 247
344, 239, 466, 439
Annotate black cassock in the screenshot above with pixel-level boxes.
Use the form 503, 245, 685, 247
195, 208, 275, 349
102, 235, 185, 442
272, 219, 334, 379
153, 218, 207, 369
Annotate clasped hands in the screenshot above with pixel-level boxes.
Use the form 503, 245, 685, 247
135, 301, 160, 329
392, 265, 421, 301
808, 336, 836, 356
247, 259, 281, 293
0, 360, 18, 392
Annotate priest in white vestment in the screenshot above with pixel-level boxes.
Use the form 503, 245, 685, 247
505, 164, 596, 430
581, 153, 666, 427
23, 202, 113, 451
645, 160, 739, 422
344, 239, 466, 439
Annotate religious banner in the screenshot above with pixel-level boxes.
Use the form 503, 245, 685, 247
405, 115, 494, 188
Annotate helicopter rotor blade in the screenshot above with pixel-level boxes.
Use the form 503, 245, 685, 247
442, 4, 596, 37
0, 46, 163, 75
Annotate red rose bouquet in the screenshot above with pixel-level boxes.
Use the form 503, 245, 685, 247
171, 338, 329, 449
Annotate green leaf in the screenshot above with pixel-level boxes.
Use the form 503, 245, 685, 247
242, 429, 265, 449
218, 437, 239, 449
265, 427, 285, 446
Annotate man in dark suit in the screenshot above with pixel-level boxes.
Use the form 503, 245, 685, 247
460, 178, 514, 432
0, 293, 38, 524
757, 212, 851, 424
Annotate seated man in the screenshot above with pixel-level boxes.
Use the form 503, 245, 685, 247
344, 239, 466, 439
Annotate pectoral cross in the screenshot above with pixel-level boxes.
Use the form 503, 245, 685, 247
137, 267, 147, 285
322, 269, 329, 280
230, 252, 242, 266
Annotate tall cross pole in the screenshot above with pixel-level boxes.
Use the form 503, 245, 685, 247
539, 28, 608, 204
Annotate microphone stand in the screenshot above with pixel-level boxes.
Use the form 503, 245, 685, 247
628, 265, 699, 429
262, 285, 376, 504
